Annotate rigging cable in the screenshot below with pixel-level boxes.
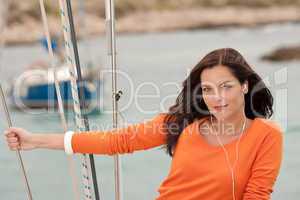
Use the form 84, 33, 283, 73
57, 0, 102, 199
38, 1, 81, 200
0, 2, 33, 199
105, 0, 123, 199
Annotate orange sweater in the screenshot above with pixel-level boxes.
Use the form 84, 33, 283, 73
69, 114, 283, 200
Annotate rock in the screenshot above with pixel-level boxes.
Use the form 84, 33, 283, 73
261, 45, 300, 61
3, 3, 300, 45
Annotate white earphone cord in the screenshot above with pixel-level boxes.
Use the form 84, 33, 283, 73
210, 116, 247, 200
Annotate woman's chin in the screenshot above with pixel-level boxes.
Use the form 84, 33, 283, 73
212, 111, 230, 121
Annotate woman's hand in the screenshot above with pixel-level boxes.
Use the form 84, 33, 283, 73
5, 127, 36, 151
5, 128, 65, 151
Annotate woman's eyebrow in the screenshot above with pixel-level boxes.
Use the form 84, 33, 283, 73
200, 84, 211, 88
218, 80, 235, 86
201, 80, 235, 87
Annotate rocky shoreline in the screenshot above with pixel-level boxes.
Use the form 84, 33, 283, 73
2, 6, 300, 46
261, 45, 300, 62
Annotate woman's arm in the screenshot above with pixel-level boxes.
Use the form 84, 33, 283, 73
69, 113, 168, 155
5, 113, 168, 155
243, 128, 283, 200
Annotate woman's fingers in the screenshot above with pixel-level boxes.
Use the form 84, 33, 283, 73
8, 142, 20, 151
8, 141, 19, 147
5, 131, 19, 144
7, 136, 18, 143
5, 131, 16, 138
5, 128, 20, 137
8, 127, 22, 133
4, 127, 21, 151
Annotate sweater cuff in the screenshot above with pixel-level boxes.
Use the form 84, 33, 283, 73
64, 131, 75, 155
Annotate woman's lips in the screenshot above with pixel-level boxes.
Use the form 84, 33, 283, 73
213, 104, 228, 111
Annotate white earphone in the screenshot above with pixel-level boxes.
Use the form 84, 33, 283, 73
210, 115, 247, 200
242, 84, 248, 94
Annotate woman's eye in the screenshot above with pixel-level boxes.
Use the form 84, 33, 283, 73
222, 85, 232, 89
202, 88, 211, 92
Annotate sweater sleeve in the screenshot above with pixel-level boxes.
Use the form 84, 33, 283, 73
243, 128, 283, 200
70, 113, 168, 155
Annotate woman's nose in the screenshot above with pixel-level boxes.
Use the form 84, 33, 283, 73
211, 89, 226, 102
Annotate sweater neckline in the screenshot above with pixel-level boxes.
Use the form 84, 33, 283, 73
195, 117, 259, 150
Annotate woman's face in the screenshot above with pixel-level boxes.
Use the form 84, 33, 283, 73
200, 65, 247, 121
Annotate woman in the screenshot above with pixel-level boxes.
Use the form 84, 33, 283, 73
5, 48, 283, 200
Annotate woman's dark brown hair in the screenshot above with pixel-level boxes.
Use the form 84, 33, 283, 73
163, 48, 273, 157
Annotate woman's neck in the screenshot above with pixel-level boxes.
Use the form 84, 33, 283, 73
211, 112, 247, 136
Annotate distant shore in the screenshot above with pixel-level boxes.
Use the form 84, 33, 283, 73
3, 6, 300, 46
261, 45, 300, 62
